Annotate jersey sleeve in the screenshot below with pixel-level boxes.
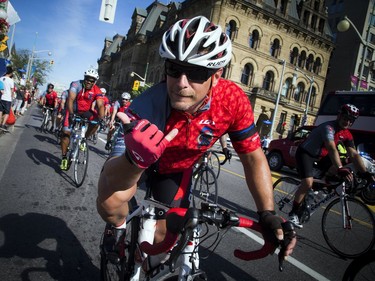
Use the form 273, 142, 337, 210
223, 82, 261, 154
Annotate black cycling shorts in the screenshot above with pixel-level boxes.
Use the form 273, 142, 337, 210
141, 168, 193, 209
295, 147, 319, 178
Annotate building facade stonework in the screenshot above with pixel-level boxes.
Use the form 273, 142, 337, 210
98, 0, 334, 139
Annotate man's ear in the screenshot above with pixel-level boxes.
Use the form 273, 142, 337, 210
211, 68, 223, 87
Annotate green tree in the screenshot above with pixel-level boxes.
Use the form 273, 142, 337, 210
10, 49, 52, 88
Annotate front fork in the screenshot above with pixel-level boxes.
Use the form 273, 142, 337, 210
339, 182, 352, 229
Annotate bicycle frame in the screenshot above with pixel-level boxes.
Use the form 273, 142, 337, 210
125, 198, 200, 281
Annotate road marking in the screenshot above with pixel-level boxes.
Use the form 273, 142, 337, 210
234, 227, 330, 281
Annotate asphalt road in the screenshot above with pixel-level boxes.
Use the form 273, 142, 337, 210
0, 103, 369, 280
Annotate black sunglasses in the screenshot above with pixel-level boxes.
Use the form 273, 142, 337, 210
165, 60, 216, 83
85, 78, 96, 83
341, 114, 356, 123
122, 98, 129, 101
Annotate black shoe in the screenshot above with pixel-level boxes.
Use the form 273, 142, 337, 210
105, 142, 112, 151
102, 224, 126, 264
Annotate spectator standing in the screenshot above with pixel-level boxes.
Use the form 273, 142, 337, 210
20, 89, 31, 115
0, 68, 15, 130
13, 86, 25, 116
261, 135, 271, 153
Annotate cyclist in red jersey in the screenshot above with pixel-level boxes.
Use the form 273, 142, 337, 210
105, 92, 131, 150
97, 16, 296, 262
60, 68, 105, 170
288, 104, 372, 228
41, 83, 58, 132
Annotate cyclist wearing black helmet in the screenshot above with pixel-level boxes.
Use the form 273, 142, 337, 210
289, 103, 370, 228
40, 83, 58, 132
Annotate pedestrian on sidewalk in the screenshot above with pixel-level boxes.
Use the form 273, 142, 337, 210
0, 67, 15, 130
12, 86, 25, 116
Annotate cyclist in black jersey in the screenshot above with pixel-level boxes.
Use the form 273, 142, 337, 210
288, 104, 372, 228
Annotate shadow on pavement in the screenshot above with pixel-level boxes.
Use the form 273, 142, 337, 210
0, 213, 99, 281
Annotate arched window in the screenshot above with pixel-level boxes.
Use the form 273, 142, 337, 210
306, 54, 314, 71
270, 39, 281, 58
298, 51, 307, 68
249, 30, 260, 49
263, 71, 275, 91
282, 77, 293, 99
240, 63, 254, 85
290, 47, 299, 65
226, 20, 237, 41
309, 86, 317, 107
313, 57, 322, 74
294, 82, 305, 102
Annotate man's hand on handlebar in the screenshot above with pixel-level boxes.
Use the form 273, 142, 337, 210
258, 210, 297, 270
116, 112, 178, 169
222, 147, 232, 161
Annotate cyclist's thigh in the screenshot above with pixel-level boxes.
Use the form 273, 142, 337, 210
146, 169, 193, 208
295, 148, 317, 178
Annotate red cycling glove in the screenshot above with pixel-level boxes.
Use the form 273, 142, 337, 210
124, 119, 170, 169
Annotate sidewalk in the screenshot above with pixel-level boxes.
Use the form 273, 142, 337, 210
0, 105, 33, 180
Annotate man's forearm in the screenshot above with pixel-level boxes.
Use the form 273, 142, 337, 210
97, 153, 144, 225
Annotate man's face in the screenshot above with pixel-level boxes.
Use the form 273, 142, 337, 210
338, 113, 355, 129
122, 97, 129, 104
165, 60, 222, 113
84, 77, 96, 90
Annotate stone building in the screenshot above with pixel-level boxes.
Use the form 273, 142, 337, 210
98, 0, 334, 139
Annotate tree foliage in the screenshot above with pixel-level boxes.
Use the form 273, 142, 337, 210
11, 49, 52, 88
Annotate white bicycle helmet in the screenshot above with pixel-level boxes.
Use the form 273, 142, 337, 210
100, 88, 107, 94
159, 16, 232, 69
84, 68, 99, 80
121, 92, 131, 100
340, 104, 360, 119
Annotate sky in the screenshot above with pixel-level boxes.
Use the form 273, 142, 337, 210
9, 0, 170, 92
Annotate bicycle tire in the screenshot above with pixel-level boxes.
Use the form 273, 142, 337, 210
100, 197, 140, 281
73, 140, 89, 187
342, 250, 375, 280
40, 111, 49, 132
208, 151, 220, 180
191, 167, 218, 208
273, 177, 301, 217
321, 197, 375, 258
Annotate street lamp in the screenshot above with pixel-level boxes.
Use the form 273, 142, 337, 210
26, 49, 52, 83
337, 15, 370, 90
269, 59, 286, 140
130, 62, 149, 86
293, 67, 314, 125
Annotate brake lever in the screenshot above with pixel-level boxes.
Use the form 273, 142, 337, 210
278, 221, 296, 272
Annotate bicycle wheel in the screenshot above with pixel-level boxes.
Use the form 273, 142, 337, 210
273, 177, 301, 217
191, 167, 218, 208
342, 250, 375, 280
73, 140, 89, 187
208, 151, 220, 180
322, 197, 375, 258
100, 198, 140, 281
40, 112, 48, 132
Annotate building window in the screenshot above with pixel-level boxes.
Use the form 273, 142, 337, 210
263, 71, 275, 91
249, 30, 260, 49
270, 39, 281, 58
241, 63, 253, 85
306, 54, 314, 71
290, 47, 299, 65
226, 20, 237, 41
282, 78, 293, 99
298, 51, 307, 68
294, 82, 305, 102
313, 57, 322, 74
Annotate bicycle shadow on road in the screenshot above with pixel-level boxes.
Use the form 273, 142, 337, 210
88, 144, 108, 160
25, 148, 61, 173
0, 213, 99, 281
33, 134, 58, 145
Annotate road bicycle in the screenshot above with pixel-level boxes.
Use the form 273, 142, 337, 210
342, 250, 375, 280
65, 116, 97, 187
273, 171, 375, 258
99, 195, 296, 281
191, 150, 231, 208
40, 106, 55, 132
105, 121, 121, 155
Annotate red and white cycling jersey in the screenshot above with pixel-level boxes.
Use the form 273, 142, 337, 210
69, 80, 103, 113
128, 79, 261, 174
